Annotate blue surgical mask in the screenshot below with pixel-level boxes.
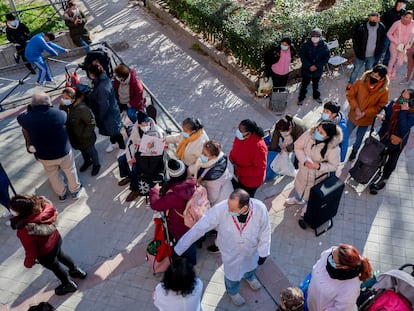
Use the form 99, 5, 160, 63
200, 154, 209, 163
229, 211, 240, 217
313, 131, 325, 141
10, 20, 18, 27
327, 254, 337, 268
321, 112, 331, 120
62, 99, 72, 106
235, 129, 245, 140
115, 76, 122, 82
182, 131, 190, 138
280, 44, 289, 51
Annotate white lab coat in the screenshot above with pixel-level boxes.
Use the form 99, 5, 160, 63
307, 248, 360, 311
174, 198, 271, 281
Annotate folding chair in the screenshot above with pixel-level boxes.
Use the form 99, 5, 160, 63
326, 39, 348, 75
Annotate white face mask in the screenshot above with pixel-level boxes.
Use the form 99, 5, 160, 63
72, 9, 79, 16
140, 125, 151, 132
311, 37, 320, 44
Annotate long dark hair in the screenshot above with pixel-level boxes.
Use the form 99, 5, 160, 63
162, 257, 197, 296
182, 117, 203, 131
240, 119, 265, 138
9, 195, 46, 230
317, 120, 338, 158
276, 114, 294, 131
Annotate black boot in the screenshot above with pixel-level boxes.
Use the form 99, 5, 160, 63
55, 280, 78, 295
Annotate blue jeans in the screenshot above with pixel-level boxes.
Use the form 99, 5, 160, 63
224, 269, 256, 295
80, 145, 100, 166
117, 154, 140, 191
346, 119, 368, 152
349, 56, 375, 84
34, 59, 52, 83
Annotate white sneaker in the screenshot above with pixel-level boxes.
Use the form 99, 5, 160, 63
229, 293, 245, 306
246, 276, 261, 291
285, 197, 306, 205
105, 143, 118, 153
44, 80, 57, 87
1, 211, 14, 218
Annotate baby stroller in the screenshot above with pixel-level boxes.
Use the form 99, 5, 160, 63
346, 120, 387, 193
358, 264, 414, 310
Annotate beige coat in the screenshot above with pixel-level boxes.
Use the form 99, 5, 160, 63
166, 130, 209, 166
294, 126, 342, 201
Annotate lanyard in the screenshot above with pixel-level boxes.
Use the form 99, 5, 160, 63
232, 205, 253, 234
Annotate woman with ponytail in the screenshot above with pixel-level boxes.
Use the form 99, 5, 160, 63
285, 120, 342, 225
229, 119, 268, 197
307, 243, 373, 311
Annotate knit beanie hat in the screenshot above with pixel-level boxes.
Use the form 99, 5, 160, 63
167, 159, 186, 179
311, 28, 322, 37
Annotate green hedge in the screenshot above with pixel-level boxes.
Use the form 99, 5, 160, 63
166, 0, 394, 73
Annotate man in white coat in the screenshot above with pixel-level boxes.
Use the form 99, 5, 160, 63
174, 188, 271, 306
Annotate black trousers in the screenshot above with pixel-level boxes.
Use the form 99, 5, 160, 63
298, 75, 321, 100
110, 133, 126, 149
37, 236, 76, 285
382, 147, 403, 180
232, 179, 259, 198
270, 72, 289, 92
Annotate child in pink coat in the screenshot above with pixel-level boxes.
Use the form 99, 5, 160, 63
387, 10, 414, 79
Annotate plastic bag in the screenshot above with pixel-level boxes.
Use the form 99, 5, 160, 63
257, 77, 273, 97
270, 152, 296, 177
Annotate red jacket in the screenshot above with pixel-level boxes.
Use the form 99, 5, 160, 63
113, 69, 145, 110
149, 178, 196, 240
229, 133, 268, 188
16, 201, 59, 268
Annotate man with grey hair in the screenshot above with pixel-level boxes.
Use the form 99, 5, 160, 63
17, 92, 82, 201
174, 188, 271, 306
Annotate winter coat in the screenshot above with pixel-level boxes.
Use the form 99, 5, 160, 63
382, 8, 406, 30
166, 130, 209, 167
6, 22, 31, 47
346, 71, 389, 126
263, 44, 295, 78
174, 198, 271, 281
24, 32, 66, 63
113, 69, 145, 110
269, 117, 307, 152
125, 117, 164, 163
149, 178, 196, 240
192, 152, 234, 206
63, 8, 91, 46
378, 100, 414, 150
352, 21, 387, 60
60, 101, 96, 150
293, 126, 342, 201
14, 200, 60, 268
229, 133, 268, 188
300, 39, 330, 78
307, 248, 360, 311
88, 72, 122, 137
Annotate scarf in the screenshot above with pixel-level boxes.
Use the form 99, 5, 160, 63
367, 79, 384, 93
176, 129, 203, 160
390, 101, 414, 133
325, 257, 361, 280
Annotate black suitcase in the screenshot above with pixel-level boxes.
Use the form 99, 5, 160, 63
304, 173, 345, 236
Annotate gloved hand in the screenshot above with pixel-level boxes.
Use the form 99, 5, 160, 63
258, 256, 267, 266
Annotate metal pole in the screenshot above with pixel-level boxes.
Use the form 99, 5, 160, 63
9, 0, 18, 18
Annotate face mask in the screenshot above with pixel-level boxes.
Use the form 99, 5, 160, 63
72, 9, 79, 15
401, 4, 407, 10
200, 154, 209, 163
235, 129, 246, 140
327, 254, 337, 268
140, 125, 151, 132
369, 76, 379, 84
115, 76, 122, 82
9, 20, 18, 27
280, 44, 289, 51
368, 21, 377, 27
280, 131, 290, 136
182, 131, 190, 138
313, 131, 325, 141
311, 37, 320, 44
62, 99, 72, 106
321, 112, 331, 120
229, 211, 240, 217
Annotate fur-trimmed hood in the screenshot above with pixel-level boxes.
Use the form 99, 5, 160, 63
359, 70, 390, 92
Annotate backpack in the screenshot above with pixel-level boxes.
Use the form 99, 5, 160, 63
183, 185, 211, 228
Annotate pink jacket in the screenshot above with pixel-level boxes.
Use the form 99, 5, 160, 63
387, 20, 414, 47
113, 69, 145, 110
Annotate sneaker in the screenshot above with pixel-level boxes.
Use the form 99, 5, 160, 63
246, 276, 261, 291
79, 161, 92, 172
348, 149, 357, 161
346, 83, 352, 91
72, 185, 83, 200
54, 280, 78, 296
314, 97, 323, 104
44, 80, 56, 87
285, 197, 306, 205
125, 191, 139, 202
118, 177, 131, 186
207, 245, 220, 253
69, 267, 87, 279
229, 293, 246, 306
91, 165, 101, 176
59, 193, 67, 202
1, 211, 14, 218
105, 143, 118, 153
297, 99, 304, 106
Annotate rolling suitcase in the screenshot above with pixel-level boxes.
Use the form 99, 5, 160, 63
269, 87, 288, 115
304, 173, 345, 236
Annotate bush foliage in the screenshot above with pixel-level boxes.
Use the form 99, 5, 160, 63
166, 0, 394, 73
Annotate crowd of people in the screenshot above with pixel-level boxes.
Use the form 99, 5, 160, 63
2, 1, 414, 310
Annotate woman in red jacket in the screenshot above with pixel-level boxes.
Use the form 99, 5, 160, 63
10, 195, 86, 296
229, 119, 268, 197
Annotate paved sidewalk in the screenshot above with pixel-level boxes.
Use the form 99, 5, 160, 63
1, 0, 414, 310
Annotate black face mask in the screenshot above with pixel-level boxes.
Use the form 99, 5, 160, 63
368, 21, 377, 27
326, 255, 361, 280
369, 76, 379, 84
